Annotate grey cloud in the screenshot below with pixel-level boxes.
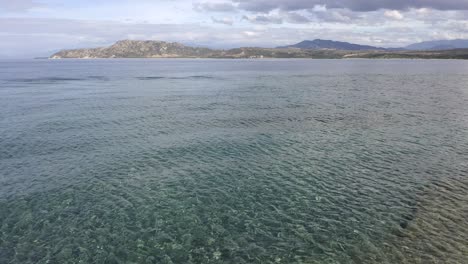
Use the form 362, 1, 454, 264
211, 17, 234, 25
283, 12, 311, 23
0, 0, 42, 11
242, 12, 311, 24
309, 9, 358, 23
232, 0, 468, 12
242, 14, 283, 24
437, 20, 468, 35
194, 2, 237, 12
0, 17, 465, 58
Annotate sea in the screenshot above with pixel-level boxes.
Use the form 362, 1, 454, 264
0, 59, 467, 263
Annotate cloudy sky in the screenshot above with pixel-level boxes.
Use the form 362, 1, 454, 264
1, 0, 468, 58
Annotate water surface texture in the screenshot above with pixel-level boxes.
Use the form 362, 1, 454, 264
1, 59, 468, 263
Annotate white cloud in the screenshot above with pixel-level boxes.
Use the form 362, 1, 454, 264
231, 0, 468, 12
243, 31, 259, 36
194, 1, 237, 12
312, 5, 327, 12
384, 10, 404, 20
211, 16, 234, 25
242, 14, 283, 24
1, 1, 468, 58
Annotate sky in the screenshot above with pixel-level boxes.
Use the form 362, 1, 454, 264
1, 0, 468, 58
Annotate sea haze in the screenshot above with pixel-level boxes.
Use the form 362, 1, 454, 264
0, 59, 468, 263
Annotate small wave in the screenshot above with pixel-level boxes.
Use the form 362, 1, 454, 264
87, 76, 109, 81
188, 75, 216, 79
8, 77, 85, 83
136, 76, 166, 80
136, 75, 217, 80
7, 76, 110, 83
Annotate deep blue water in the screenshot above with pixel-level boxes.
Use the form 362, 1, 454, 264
1, 59, 468, 263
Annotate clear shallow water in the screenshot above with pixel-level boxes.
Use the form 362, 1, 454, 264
0, 59, 468, 263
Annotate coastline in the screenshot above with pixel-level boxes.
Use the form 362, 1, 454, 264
49, 40, 468, 60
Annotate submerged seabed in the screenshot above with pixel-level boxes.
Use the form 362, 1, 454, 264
0, 59, 467, 263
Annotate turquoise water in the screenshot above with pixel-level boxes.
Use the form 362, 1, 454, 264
1, 59, 468, 263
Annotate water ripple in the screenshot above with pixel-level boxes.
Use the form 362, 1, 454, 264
1, 59, 467, 263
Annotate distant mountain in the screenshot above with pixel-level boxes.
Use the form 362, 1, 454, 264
50, 40, 468, 60
50, 40, 217, 59
405, 39, 468, 50
50, 40, 348, 59
277, 39, 385, 51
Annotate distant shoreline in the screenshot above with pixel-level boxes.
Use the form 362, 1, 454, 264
48, 56, 468, 60
50, 40, 468, 60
